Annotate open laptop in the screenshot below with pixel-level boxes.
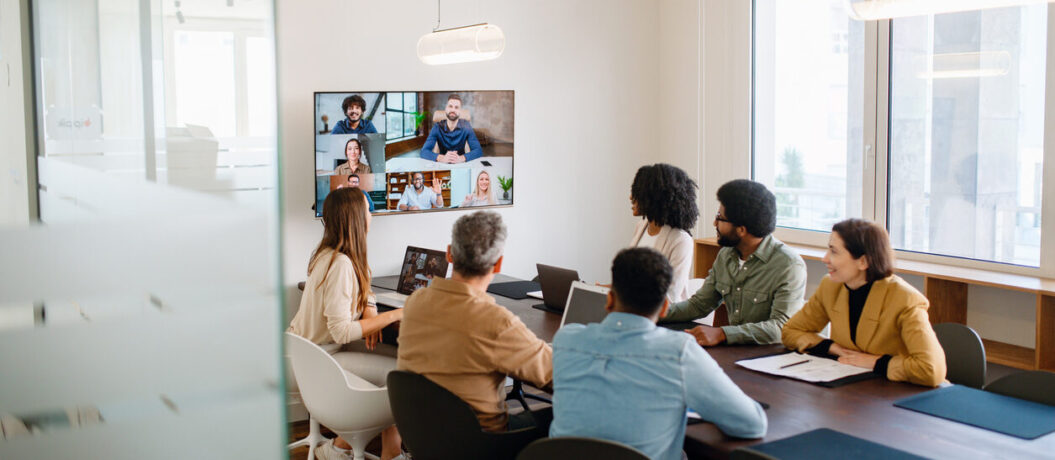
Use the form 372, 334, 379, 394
558, 281, 611, 328
531, 263, 582, 314
375, 246, 449, 308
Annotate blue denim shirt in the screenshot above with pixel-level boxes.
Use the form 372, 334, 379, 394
331, 117, 377, 134
550, 312, 767, 460
419, 120, 483, 161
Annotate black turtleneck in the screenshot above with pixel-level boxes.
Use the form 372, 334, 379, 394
806, 280, 892, 376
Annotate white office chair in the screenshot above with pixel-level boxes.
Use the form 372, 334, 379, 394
286, 332, 395, 460
285, 354, 326, 459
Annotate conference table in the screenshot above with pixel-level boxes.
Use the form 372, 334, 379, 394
373, 274, 1055, 459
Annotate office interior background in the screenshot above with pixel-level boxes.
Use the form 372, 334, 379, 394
1, 0, 1054, 457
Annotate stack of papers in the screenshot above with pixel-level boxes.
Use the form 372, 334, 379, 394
736, 352, 870, 383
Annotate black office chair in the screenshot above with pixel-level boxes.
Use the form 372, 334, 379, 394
516, 437, 649, 460
932, 323, 986, 388
984, 370, 1055, 406
387, 370, 546, 460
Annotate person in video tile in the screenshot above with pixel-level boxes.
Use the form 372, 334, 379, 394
462, 170, 497, 207
420, 94, 483, 163
337, 174, 375, 212
397, 172, 443, 210
331, 94, 378, 134
334, 138, 371, 176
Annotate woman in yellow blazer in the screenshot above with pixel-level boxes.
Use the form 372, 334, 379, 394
782, 218, 946, 387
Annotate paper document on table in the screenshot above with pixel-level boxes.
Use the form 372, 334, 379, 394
526, 290, 544, 300
736, 352, 870, 383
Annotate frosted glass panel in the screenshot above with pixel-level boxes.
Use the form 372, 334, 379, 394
6, 0, 285, 457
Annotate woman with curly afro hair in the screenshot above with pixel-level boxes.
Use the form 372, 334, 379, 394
629, 163, 699, 302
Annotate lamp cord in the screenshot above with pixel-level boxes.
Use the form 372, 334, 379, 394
434, 0, 441, 32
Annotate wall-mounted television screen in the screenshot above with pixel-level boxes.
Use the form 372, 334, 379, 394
314, 90, 514, 217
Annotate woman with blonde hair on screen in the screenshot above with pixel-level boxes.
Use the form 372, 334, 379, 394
288, 187, 405, 460
461, 169, 497, 207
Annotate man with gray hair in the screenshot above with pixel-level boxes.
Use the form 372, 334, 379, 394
397, 211, 553, 436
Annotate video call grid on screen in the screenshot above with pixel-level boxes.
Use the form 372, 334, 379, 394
314, 90, 515, 218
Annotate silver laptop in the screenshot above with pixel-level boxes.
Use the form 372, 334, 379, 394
559, 281, 611, 328
375, 246, 449, 308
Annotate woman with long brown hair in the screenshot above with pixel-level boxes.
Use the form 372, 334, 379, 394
288, 187, 405, 460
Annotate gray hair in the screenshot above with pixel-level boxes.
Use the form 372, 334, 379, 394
451, 211, 507, 277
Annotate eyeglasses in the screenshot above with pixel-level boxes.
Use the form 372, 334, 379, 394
715, 212, 732, 224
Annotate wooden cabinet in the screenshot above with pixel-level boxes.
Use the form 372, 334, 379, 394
694, 237, 1055, 371
385, 171, 452, 210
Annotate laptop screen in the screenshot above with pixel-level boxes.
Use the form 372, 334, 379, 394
396, 246, 449, 295
560, 282, 610, 327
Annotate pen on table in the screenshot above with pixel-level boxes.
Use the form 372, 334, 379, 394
779, 359, 810, 369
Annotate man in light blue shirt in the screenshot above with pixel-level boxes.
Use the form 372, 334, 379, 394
397, 172, 443, 210
550, 248, 767, 460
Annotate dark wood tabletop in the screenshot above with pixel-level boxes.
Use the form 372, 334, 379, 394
374, 274, 1055, 459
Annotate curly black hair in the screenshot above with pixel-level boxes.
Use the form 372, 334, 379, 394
342, 94, 367, 114
716, 179, 776, 238
630, 164, 699, 233
611, 247, 673, 316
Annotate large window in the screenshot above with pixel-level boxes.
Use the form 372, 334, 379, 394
385, 91, 419, 141
754, 1, 1050, 271
754, 0, 864, 233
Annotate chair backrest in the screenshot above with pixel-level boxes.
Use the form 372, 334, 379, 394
285, 333, 391, 431
387, 370, 539, 460
932, 323, 986, 388
984, 370, 1055, 406
516, 437, 649, 460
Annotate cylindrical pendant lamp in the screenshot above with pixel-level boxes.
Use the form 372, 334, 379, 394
417, 23, 505, 66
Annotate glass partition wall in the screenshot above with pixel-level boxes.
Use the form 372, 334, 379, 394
0, 0, 284, 457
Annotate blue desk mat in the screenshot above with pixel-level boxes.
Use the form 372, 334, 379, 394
745, 428, 925, 460
894, 384, 1055, 440
486, 280, 540, 300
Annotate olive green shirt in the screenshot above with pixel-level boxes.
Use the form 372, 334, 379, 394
664, 234, 807, 344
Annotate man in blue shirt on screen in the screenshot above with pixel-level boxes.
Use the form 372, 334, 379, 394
331, 94, 378, 134
420, 94, 483, 163
336, 174, 375, 212
549, 248, 767, 460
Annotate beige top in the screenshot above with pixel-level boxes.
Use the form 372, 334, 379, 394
334, 160, 370, 176
397, 278, 552, 432
630, 220, 695, 302
288, 248, 371, 345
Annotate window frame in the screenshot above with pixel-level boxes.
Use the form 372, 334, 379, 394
384, 91, 418, 142
751, 1, 1055, 277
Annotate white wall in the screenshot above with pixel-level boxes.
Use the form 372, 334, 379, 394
0, 0, 33, 226
276, 0, 662, 308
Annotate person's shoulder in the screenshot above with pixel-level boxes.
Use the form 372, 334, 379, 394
880, 275, 928, 307
552, 323, 588, 347
767, 236, 807, 267
458, 119, 473, 130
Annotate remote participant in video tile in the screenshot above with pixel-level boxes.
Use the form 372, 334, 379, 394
397, 172, 443, 210
331, 94, 378, 134
782, 219, 946, 387
661, 179, 807, 346
334, 138, 371, 176
420, 94, 483, 164
336, 174, 375, 212
462, 170, 497, 207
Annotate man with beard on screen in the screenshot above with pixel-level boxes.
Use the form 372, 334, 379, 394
420, 94, 484, 163
397, 172, 444, 211
661, 179, 807, 346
